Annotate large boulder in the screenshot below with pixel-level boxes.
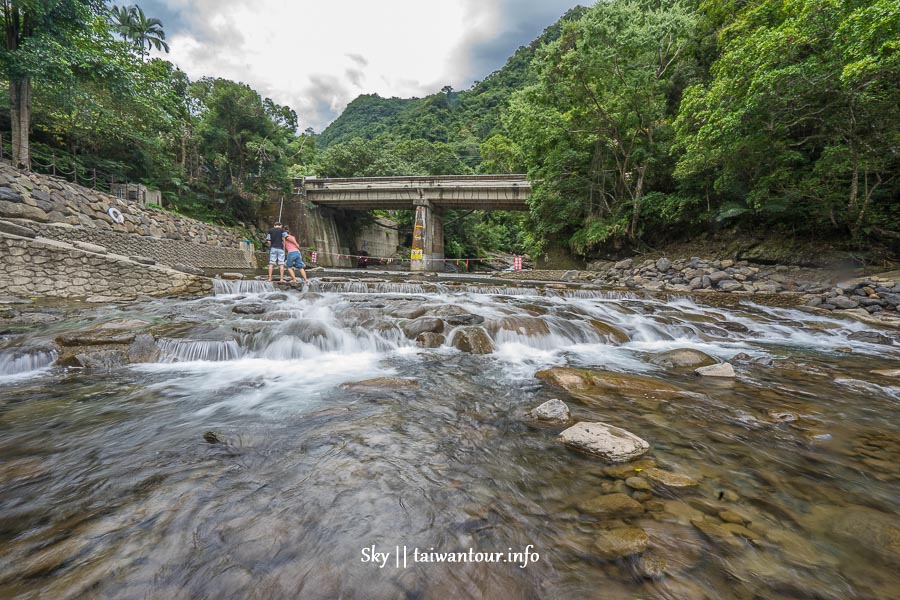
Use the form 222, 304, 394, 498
0, 200, 49, 222
536, 367, 687, 402
650, 348, 716, 369
590, 320, 630, 344
848, 330, 894, 345
401, 317, 444, 338
559, 421, 650, 462
449, 326, 495, 354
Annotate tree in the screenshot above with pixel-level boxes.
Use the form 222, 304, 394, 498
108, 4, 168, 61
1, 0, 100, 168
675, 0, 900, 238
507, 0, 697, 251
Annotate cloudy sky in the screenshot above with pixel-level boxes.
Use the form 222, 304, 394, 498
137, 0, 584, 132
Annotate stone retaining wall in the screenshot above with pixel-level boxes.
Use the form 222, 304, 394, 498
0, 232, 212, 299
24, 222, 251, 270
0, 164, 254, 269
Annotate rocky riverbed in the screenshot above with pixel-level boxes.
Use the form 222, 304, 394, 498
1, 275, 898, 599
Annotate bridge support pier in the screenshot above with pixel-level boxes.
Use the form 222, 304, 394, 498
411, 198, 444, 271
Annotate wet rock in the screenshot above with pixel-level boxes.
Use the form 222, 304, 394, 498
766, 409, 798, 423
203, 431, 224, 444
690, 518, 745, 550
264, 293, 288, 301
578, 493, 645, 518
232, 303, 267, 315
415, 332, 445, 348
527, 399, 571, 424
401, 317, 444, 338
803, 504, 900, 567
489, 316, 551, 338
641, 467, 700, 489
603, 458, 657, 479
559, 422, 650, 462
718, 510, 750, 525
847, 330, 894, 345
126, 333, 159, 363
649, 348, 716, 369
341, 377, 420, 391
449, 326, 495, 354
536, 367, 687, 402
594, 527, 649, 559
636, 552, 668, 579
443, 313, 485, 326
694, 362, 735, 377
590, 320, 630, 344
73, 349, 127, 369
626, 476, 652, 491
870, 369, 900, 378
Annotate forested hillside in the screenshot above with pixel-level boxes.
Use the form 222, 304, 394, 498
316, 0, 900, 261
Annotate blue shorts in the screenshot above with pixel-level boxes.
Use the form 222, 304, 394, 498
269, 248, 286, 265
286, 251, 304, 269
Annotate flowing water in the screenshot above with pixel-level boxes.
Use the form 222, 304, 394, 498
1, 278, 899, 599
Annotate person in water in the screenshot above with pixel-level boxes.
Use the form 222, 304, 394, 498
284, 227, 310, 286
265, 221, 288, 282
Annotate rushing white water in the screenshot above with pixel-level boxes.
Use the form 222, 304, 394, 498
0, 347, 57, 381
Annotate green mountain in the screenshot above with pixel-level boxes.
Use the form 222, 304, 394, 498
316, 6, 588, 157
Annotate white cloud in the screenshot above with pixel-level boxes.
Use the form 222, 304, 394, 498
146, 0, 579, 132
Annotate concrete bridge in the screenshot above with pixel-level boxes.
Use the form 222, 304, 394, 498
294, 175, 530, 270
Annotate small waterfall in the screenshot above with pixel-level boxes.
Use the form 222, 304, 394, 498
544, 289, 637, 300
157, 338, 242, 362
0, 348, 57, 377
459, 286, 540, 296
313, 281, 450, 294
213, 279, 275, 295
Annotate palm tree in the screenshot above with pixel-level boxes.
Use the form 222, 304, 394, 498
130, 5, 169, 61
109, 5, 137, 42
108, 4, 169, 61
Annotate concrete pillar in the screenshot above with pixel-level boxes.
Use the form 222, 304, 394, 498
411, 197, 445, 271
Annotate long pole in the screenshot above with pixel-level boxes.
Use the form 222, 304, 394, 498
278, 195, 284, 222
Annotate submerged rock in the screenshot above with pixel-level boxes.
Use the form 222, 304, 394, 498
577, 493, 645, 518
232, 303, 267, 315
536, 367, 687, 402
594, 527, 649, 559
803, 504, 900, 567
641, 467, 700, 489
694, 362, 736, 377
449, 326, 495, 354
650, 348, 716, 369
527, 399, 571, 424
848, 330, 895, 345
559, 422, 650, 462
341, 377, 420, 391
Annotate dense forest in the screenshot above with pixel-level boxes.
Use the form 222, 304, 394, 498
2, 1, 898, 260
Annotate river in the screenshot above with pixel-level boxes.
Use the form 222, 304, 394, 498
1, 277, 898, 599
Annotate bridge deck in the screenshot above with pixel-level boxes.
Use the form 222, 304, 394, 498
297, 175, 530, 211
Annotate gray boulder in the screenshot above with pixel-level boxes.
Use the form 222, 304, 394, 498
527, 399, 572, 424
559, 421, 650, 462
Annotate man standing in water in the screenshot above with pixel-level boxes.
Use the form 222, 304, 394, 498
284, 227, 310, 286
265, 221, 288, 282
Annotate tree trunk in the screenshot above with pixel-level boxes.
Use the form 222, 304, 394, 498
848, 148, 858, 214
9, 77, 31, 169
629, 164, 647, 239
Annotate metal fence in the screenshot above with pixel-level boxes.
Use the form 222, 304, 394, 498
0, 133, 125, 195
